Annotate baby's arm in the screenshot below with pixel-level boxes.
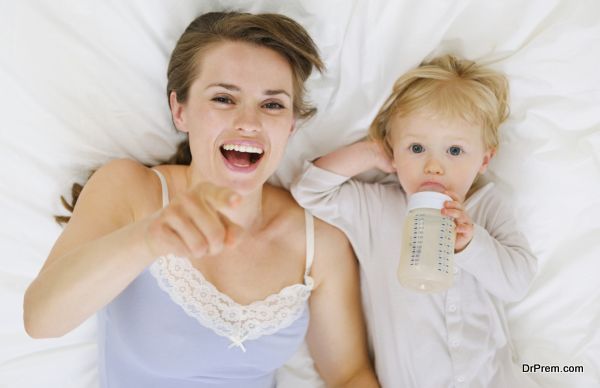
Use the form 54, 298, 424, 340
314, 140, 395, 177
291, 142, 394, 260
453, 190, 537, 302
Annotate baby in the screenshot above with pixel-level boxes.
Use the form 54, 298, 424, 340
291, 55, 539, 388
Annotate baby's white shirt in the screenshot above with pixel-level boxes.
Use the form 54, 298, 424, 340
291, 161, 539, 388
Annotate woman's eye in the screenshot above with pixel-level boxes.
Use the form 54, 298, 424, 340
410, 144, 424, 153
263, 102, 284, 110
448, 146, 463, 156
212, 96, 233, 104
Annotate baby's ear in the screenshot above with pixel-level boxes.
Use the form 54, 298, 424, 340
479, 148, 496, 174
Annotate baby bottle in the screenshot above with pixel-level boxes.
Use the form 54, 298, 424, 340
397, 191, 455, 293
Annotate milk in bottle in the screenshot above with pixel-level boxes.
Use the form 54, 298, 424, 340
397, 191, 455, 293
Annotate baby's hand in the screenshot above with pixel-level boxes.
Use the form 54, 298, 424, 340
441, 190, 474, 253
365, 140, 395, 173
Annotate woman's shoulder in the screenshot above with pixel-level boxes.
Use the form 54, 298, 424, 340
311, 215, 353, 265
91, 159, 158, 196
81, 158, 164, 220
94, 158, 154, 177
263, 185, 353, 286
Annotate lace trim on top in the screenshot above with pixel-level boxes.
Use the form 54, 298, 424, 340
149, 254, 314, 352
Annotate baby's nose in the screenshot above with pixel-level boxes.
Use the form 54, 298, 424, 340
424, 158, 444, 174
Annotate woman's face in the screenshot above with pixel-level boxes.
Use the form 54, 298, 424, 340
171, 41, 295, 195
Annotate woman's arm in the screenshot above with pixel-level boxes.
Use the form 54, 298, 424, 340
307, 219, 379, 388
24, 159, 241, 338
24, 160, 155, 338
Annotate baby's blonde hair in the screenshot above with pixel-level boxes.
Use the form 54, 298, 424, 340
369, 54, 510, 157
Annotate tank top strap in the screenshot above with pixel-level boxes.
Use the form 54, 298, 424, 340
151, 168, 170, 208
303, 210, 315, 278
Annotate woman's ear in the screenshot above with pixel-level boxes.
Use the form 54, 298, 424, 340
478, 147, 496, 174
169, 91, 188, 133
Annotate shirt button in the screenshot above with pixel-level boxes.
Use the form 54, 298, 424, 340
453, 267, 460, 275
450, 339, 460, 347
448, 304, 457, 312
456, 375, 465, 383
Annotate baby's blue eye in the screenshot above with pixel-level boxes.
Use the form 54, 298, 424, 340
410, 144, 424, 153
448, 146, 463, 156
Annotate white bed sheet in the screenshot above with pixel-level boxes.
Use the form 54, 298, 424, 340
1, 1, 599, 387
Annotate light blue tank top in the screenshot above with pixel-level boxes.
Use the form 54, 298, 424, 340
98, 169, 315, 388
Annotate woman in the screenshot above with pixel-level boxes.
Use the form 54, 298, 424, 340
23, 12, 378, 388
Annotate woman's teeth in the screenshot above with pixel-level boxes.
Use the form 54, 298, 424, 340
221, 144, 264, 154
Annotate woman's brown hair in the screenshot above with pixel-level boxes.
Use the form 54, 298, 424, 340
56, 11, 324, 224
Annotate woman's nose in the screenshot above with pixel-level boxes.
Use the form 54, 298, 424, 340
424, 157, 444, 175
234, 105, 261, 133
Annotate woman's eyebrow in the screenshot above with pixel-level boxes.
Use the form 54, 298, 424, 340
206, 83, 290, 98
206, 83, 239, 91
264, 89, 291, 98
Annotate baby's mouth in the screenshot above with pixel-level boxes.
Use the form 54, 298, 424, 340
419, 181, 446, 192
220, 143, 264, 168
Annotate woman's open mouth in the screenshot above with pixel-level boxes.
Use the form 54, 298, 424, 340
219, 142, 265, 173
